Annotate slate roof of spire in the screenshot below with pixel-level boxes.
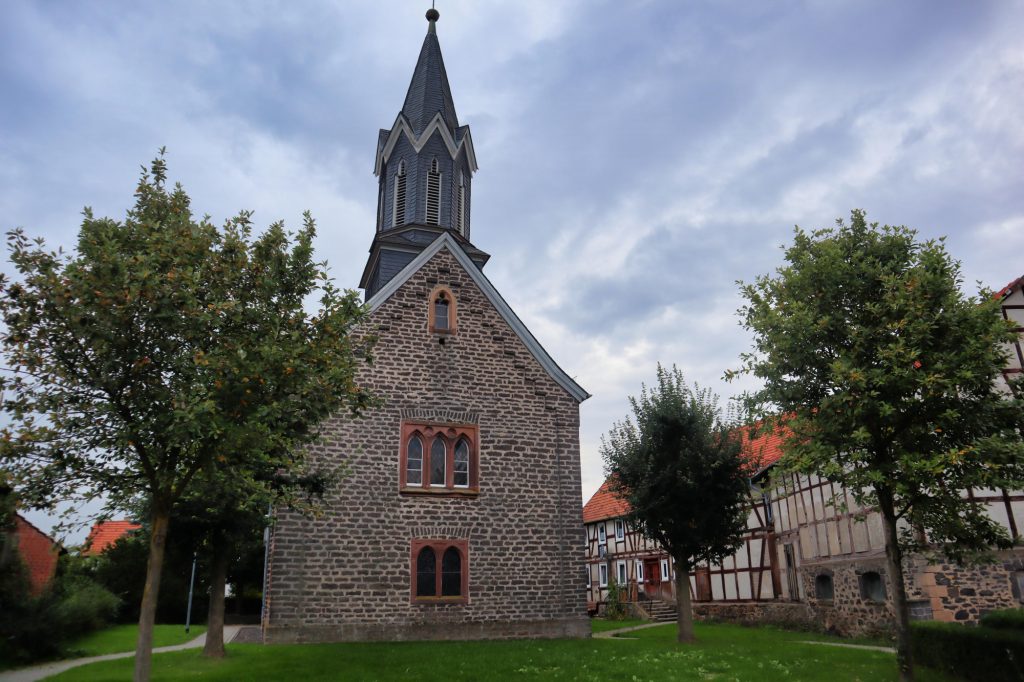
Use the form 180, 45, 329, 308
401, 17, 459, 135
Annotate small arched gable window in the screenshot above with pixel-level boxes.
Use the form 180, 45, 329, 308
426, 157, 441, 225
392, 160, 407, 227
428, 285, 456, 335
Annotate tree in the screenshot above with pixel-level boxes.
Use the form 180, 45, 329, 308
0, 153, 375, 680
733, 210, 1024, 681
601, 365, 750, 642
165, 464, 330, 658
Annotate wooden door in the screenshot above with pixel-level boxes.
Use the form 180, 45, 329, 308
643, 559, 660, 598
695, 567, 712, 602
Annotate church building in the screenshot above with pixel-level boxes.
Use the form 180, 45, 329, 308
263, 9, 591, 643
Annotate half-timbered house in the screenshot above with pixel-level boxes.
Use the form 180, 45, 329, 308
583, 425, 785, 615
584, 275, 1024, 635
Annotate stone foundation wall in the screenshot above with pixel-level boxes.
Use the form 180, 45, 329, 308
689, 549, 1024, 638
265, 617, 590, 644
693, 601, 820, 630
904, 551, 1024, 624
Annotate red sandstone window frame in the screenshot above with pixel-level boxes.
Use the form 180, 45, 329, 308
410, 539, 469, 604
428, 285, 457, 335
400, 421, 479, 495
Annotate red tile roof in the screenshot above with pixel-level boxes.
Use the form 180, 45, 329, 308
737, 422, 788, 473
582, 422, 790, 523
582, 478, 630, 523
13, 514, 60, 594
83, 520, 141, 557
996, 275, 1024, 300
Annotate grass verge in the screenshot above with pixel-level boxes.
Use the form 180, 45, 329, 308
65, 624, 206, 658
51, 622, 957, 681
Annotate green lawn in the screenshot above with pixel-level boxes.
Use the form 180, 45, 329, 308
590, 617, 649, 633
51, 622, 955, 681
65, 624, 206, 658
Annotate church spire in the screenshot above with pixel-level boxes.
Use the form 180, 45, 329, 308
400, 8, 459, 136
361, 8, 487, 300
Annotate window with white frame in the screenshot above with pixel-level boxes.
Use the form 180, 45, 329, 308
599, 563, 608, 587
636, 560, 643, 582
661, 559, 670, 583
597, 524, 606, 545
614, 519, 624, 541
586, 565, 591, 589
616, 560, 627, 585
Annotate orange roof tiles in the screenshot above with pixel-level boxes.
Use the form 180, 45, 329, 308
83, 520, 141, 557
582, 422, 791, 523
737, 422, 789, 473
582, 479, 630, 523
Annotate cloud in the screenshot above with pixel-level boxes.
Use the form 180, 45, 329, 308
2, 0, 1022, 539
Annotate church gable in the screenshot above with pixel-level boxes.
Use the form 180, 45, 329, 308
367, 233, 589, 404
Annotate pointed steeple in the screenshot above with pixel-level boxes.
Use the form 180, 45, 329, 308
401, 8, 459, 136
361, 8, 487, 300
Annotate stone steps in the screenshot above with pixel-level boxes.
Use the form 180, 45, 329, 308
641, 599, 678, 622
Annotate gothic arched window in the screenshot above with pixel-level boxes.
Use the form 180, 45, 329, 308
406, 434, 423, 486
416, 546, 436, 597
430, 435, 446, 487
392, 160, 407, 227
399, 422, 479, 493
411, 539, 468, 603
441, 547, 462, 596
428, 286, 456, 335
453, 437, 470, 488
426, 157, 441, 225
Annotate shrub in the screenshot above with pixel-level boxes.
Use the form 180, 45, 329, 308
0, 558, 121, 666
605, 575, 626, 620
981, 608, 1024, 632
911, 621, 1024, 682
51, 578, 121, 638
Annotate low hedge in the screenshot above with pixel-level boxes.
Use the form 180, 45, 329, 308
982, 608, 1024, 632
911, 621, 1024, 682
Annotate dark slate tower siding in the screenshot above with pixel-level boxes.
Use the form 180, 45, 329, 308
362, 13, 483, 300
378, 135, 472, 234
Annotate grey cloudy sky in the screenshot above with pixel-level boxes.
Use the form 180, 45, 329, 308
3, 0, 1022, 543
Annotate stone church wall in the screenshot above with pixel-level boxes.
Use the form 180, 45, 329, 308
264, 246, 588, 643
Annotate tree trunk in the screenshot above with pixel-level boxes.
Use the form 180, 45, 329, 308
203, 541, 229, 658
878, 487, 914, 682
134, 506, 171, 682
674, 558, 695, 643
